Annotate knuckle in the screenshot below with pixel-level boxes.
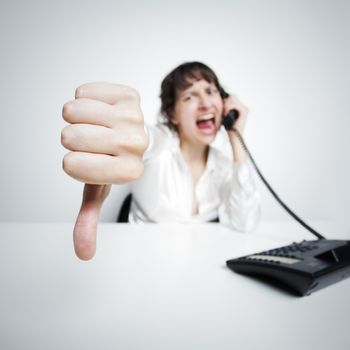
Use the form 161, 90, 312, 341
115, 157, 144, 183
122, 86, 140, 103
132, 109, 144, 123
127, 135, 147, 153
114, 129, 148, 154
129, 109, 144, 123
127, 159, 144, 181
112, 106, 144, 123
127, 109, 143, 125
134, 130, 149, 153
110, 133, 123, 151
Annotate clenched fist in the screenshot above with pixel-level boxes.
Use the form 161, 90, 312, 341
61, 83, 148, 260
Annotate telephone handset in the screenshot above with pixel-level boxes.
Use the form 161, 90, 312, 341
223, 109, 350, 296
222, 109, 239, 130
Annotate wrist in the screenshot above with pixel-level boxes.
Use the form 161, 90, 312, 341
229, 133, 246, 163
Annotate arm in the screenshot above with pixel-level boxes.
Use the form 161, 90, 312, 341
219, 162, 261, 232
220, 95, 260, 231
222, 95, 249, 164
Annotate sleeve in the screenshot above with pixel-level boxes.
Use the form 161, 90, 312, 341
219, 161, 261, 232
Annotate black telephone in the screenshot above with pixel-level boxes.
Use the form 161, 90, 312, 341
226, 240, 350, 296
222, 109, 239, 130
222, 109, 350, 296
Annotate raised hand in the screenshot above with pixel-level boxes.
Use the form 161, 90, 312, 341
61, 83, 148, 260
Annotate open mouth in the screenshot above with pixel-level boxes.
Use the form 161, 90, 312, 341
196, 113, 216, 135
196, 114, 216, 133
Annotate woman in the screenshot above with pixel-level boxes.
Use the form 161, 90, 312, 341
62, 61, 260, 260
129, 62, 260, 229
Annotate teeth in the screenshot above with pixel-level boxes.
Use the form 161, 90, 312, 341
197, 114, 214, 121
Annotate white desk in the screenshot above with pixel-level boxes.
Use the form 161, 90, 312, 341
0, 222, 349, 350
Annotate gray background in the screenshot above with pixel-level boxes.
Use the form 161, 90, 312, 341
1, 0, 349, 231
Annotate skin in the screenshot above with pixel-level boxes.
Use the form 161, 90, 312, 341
173, 79, 248, 163
61, 80, 249, 260
61, 82, 148, 260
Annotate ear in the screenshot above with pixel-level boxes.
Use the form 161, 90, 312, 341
170, 112, 179, 125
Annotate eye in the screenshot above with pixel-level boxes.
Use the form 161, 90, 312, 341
207, 87, 218, 95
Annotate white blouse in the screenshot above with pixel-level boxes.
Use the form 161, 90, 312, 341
129, 124, 261, 231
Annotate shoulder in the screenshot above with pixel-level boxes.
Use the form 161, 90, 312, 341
144, 123, 178, 160
146, 123, 173, 141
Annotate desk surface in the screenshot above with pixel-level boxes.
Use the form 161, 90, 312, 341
0, 221, 349, 350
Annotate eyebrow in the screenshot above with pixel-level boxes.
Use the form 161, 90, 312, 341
180, 84, 217, 95
177, 87, 194, 98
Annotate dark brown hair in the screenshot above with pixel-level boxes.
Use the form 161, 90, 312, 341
159, 62, 229, 131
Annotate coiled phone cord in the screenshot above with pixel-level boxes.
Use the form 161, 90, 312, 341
223, 110, 325, 240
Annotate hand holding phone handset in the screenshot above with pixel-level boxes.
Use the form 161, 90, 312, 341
222, 109, 239, 131
221, 95, 249, 164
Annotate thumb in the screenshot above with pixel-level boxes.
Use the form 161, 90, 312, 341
73, 184, 111, 260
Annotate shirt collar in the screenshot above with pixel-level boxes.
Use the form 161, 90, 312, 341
169, 131, 217, 173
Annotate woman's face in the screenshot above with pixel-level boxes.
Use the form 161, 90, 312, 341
172, 79, 224, 147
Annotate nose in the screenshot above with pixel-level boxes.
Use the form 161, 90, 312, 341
198, 94, 212, 110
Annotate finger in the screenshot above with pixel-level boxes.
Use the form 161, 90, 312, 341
63, 98, 144, 128
61, 124, 148, 156
223, 96, 238, 115
63, 151, 144, 184
73, 184, 111, 260
75, 82, 140, 106
62, 98, 116, 128
73, 199, 99, 261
